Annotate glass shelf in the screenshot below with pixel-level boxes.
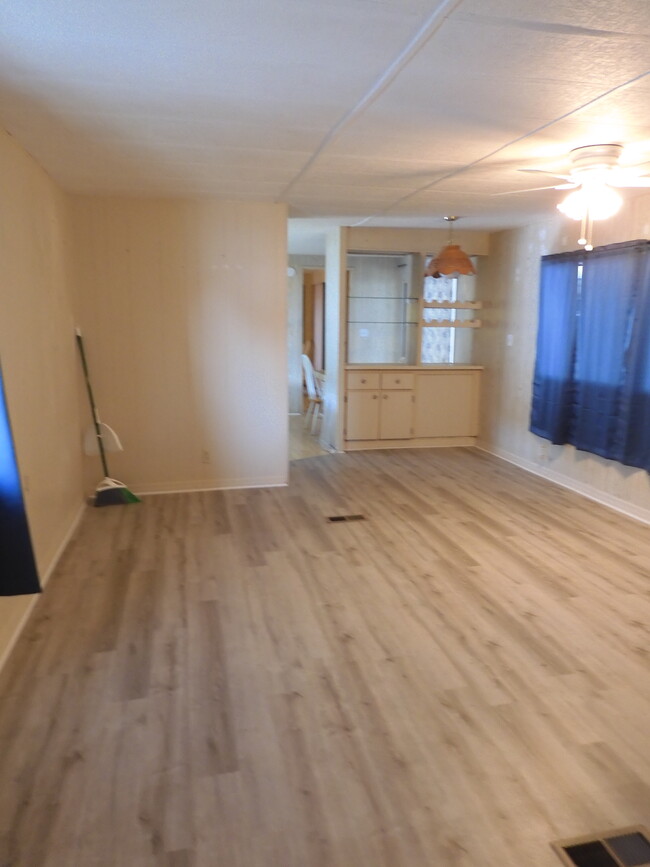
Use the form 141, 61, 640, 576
349, 321, 418, 325
349, 295, 419, 301
346, 252, 419, 364
344, 252, 480, 366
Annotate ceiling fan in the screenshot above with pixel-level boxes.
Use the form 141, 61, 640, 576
513, 143, 650, 195
498, 143, 650, 249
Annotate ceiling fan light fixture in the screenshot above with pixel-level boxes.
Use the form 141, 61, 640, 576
556, 183, 623, 221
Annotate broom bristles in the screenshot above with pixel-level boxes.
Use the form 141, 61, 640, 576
94, 477, 141, 507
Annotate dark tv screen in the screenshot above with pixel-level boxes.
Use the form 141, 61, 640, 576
0, 364, 41, 596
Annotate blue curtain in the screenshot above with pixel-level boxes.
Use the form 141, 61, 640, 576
615, 249, 650, 469
530, 241, 650, 473
530, 255, 579, 443
0, 364, 41, 595
570, 245, 640, 459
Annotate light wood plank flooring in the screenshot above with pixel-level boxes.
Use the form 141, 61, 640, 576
0, 448, 648, 866
289, 413, 328, 460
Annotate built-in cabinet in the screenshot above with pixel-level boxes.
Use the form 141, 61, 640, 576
344, 366, 481, 450
345, 371, 415, 441
414, 370, 479, 438
323, 226, 490, 454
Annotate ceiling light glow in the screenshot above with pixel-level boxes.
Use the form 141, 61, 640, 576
556, 184, 622, 221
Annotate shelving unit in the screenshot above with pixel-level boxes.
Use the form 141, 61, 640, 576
346, 253, 419, 365
421, 299, 482, 328
423, 320, 482, 328
326, 225, 490, 454
423, 300, 482, 309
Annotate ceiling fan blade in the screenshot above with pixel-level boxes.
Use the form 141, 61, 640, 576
519, 169, 573, 181
492, 183, 577, 196
608, 177, 650, 188
619, 157, 650, 170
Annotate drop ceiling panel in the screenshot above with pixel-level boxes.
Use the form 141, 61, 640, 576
327, 123, 511, 164
334, 77, 607, 144
0, 0, 438, 117
0, 0, 649, 238
458, 0, 650, 33
299, 162, 464, 190
429, 28, 647, 87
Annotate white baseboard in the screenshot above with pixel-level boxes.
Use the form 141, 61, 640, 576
0, 500, 87, 674
135, 477, 288, 496
476, 443, 650, 526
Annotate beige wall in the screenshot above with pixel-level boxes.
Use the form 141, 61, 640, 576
0, 130, 84, 663
475, 192, 650, 522
70, 197, 289, 493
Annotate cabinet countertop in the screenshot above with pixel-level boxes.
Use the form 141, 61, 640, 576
345, 364, 483, 371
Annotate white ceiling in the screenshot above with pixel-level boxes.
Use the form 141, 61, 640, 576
1, 0, 649, 252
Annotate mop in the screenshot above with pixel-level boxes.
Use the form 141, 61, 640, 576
75, 328, 140, 506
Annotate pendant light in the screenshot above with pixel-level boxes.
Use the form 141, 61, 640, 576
425, 216, 476, 277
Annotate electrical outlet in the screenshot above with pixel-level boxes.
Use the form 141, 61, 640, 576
201, 450, 210, 464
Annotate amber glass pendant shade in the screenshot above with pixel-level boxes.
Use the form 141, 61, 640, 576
425, 244, 476, 277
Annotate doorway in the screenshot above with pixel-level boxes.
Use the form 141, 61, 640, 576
302, 268, 325, 371
287, 265, 328, 460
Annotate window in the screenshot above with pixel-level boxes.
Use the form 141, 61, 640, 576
420, 264, 479, 365
530, 240, 650, 472
421, 274, 457, 364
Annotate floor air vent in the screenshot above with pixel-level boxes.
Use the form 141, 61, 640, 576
327, 514, 366, 523
552, 827, 650, 867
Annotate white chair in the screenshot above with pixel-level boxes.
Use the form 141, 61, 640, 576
301, 354, 324, 435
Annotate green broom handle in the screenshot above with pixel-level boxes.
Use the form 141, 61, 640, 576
75, 328, 110, 478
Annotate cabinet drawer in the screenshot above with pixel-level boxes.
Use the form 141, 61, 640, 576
347, 371, 380, 390
381, 372, 414, 390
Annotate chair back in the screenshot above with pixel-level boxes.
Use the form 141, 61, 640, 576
301, 354, 320, 400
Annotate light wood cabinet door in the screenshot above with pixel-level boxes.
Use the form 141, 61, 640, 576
345, 391, 380, 440
379, 391, 414, 439
414, 372, 479, 437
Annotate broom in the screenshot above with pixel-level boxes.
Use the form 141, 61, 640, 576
75, 328, 140, 507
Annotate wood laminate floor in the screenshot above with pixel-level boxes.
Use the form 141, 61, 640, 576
289, 414, 329, 461
0, 448, 649, 867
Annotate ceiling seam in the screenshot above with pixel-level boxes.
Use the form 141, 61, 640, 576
455, 13, 650, 41
277, 0, 465, 202
352, 67, 650, 226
